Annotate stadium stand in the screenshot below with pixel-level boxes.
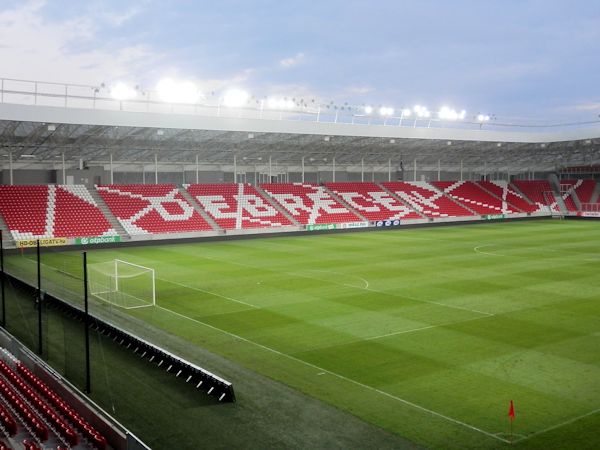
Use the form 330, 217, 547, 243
96, 184, 213, 235
431, 181, 518, 215
511, 180, 560, 212
185, 183, 293, 229
0, 348, 107, 450
560, 179, 597, 205
260, 183, 361, 224
476, 180, 537, 213
325, 182, 423, 221
382, 182, 474, 218
0, 185, 117, 240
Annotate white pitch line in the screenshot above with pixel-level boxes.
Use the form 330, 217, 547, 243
513, 407, 600, 443
364, 315, 491, 342
363, 285, 495, 317
155, 304, 509, 444
184, 251, 494, 317
364, 324, 439, 341
158, 277, 259, 309
474, 244, 507, 257
295, 269, 369, 289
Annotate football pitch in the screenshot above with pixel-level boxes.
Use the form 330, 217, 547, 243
8, 219, 600, 449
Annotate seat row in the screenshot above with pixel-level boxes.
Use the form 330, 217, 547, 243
16, 362, 107, 449
0, 349, 108, 450
0, 181, 595, 239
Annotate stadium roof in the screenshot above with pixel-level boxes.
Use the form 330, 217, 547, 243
1, 102, 600, 172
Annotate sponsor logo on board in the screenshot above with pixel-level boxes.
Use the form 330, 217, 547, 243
75, 236, 121, 245
343, 222, 369, 229
17, 237, 69, 248
485, 214, 505, 220
306, 224, 337, 231
375, 220, 401, 227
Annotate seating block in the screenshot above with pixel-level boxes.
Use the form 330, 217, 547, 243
260, 183, 361, 224
325, 182, 422, 221
96, 184, 212, 235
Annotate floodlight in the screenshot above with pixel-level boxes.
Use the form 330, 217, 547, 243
223, 89, 249, 107
268, 97, 296, 109
438, 107, 464, 120
379, 106, 394, 116
156, 78, 202, 104
110, 82, 137, 101
477, 114, 485, 121
413, 105, 430, 118
364, 105, 373, 114
402, 108, 412, 116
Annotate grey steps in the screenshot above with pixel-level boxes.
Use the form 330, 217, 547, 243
88, 187, 131, 240
322, 186, 368, 222
253, 185, 300, 226
179, 186, 222, 231
0, 212, 14, 247
507, 182, 535, 205
377, 183, 428, 219
590, 182, 600, 204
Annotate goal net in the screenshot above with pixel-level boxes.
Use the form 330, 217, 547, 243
88, 259, 155, 309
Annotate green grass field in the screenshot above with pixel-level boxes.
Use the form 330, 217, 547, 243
6, 219, 600, 449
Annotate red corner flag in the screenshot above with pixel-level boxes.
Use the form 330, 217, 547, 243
508, 400, 515, 421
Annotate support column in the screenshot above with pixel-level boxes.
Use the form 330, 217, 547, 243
413, 158, 417, 182
196, 154, 199, 184
301, 156, 305, 183
460, 160, 463, 181
9, 153, 13, 185
437, 159, 441, 181
361, 158, 364, 182
333, 157, 336, 182
142, 165, 145, 184
388, 158, 391, 182
269, 156, 272, 182
109, 153, 113, 184
62, 152, 66, 184
234, 155, 237, 183
154, 154, 158, 183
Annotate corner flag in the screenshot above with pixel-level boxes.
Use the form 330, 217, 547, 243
508, 400, 515, 421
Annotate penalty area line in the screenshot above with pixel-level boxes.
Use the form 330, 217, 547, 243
157, 277, 259, 309
155, 305, 509, 444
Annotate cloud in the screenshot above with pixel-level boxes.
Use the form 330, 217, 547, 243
346, 85, 375, 95
0, 0, 162, 85
279, 52, 305, 69
100, 7, 141, 27
573, 102, 600, 111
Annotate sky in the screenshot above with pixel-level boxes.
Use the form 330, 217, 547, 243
1, 0, 599, 122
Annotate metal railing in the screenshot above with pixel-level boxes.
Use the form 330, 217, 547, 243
2, 77, 600, 132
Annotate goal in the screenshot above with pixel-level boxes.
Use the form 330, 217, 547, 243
88, 259, 155, 309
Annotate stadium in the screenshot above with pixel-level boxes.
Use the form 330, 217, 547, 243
0, 3, 599, 450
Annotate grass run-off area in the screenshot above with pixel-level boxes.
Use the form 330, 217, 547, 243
8, 219, 600, 449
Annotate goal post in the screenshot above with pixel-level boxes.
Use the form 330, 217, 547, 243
88, 259, 155, 309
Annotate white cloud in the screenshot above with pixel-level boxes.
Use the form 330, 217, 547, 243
0, 0, 161, 86
279, 52, 305, 69
100, 7, 141, 27
346, 85, 375, 95
573, 102, 600, 111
